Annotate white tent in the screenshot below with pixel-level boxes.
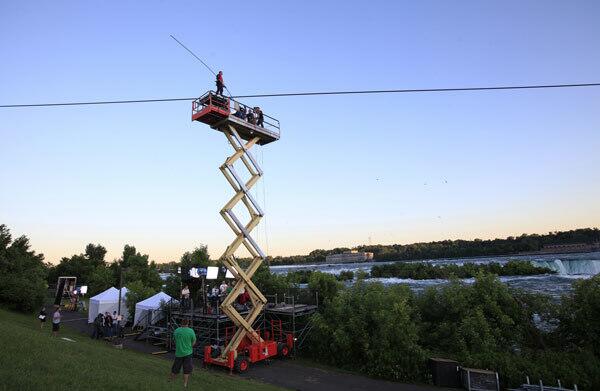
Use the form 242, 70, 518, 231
88, 287, 129, 323
133, 292, 175, 327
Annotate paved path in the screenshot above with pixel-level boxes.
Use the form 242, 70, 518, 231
56, 306, 451, 391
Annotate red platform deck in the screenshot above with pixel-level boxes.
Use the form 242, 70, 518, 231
192, 91, 280, 145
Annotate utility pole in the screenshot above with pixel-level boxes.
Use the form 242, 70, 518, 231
117, 267, 125, 316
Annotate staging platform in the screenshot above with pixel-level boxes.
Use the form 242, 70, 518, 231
192, 91, 280, 145
170, 308, 250, 320
265, 303, 318, 316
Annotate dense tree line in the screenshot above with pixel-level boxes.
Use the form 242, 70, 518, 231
268, 228, 600, 265
370, 260, 553, 279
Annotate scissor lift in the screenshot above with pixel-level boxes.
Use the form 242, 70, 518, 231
192, 91, 288, 372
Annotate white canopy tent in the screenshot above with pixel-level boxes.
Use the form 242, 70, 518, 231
87, 287, 129, 323
133, 292, 175, 328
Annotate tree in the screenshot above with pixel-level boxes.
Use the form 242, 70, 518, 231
164, 274, 182, 299
180, 245, 212, 277
47, 243, 108, 285
85, 243, 107, 268
0, 225, 48, 312
125, 280, 156, 323
308, 272, 341, 306
115, 245, 162, 292
88, 265, 115, 296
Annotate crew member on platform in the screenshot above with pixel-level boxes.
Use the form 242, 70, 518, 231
256, 107, 264, 128
181, 285, 190, 310
216, 71, 225, 95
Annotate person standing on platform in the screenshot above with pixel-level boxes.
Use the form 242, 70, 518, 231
181, 285, 190, 310
51, 306, 61, 337
256, 107, 264, 128
216, 71, 225, 96
219, 281, 228, 295
170, 318, 197, 388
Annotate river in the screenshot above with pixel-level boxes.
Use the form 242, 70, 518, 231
270, 251, 600, 298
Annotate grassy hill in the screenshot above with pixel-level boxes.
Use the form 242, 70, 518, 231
0, 308, 284, 391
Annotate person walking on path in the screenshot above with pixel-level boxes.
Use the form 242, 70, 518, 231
38, 307, 47, 329
215, 71, 225, 96
170, 318, 197, 388
52, 307, 61, 337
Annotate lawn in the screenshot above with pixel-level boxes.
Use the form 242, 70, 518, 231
0, 308, 285, 391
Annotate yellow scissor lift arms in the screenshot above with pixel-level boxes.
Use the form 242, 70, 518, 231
192, 92, 280, 368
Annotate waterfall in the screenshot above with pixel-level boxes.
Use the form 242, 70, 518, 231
532, 259, 600, 276
553, 259, 568, 275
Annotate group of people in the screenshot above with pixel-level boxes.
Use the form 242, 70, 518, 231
233, 104, 265, 127
39, 306, 62, 337
92, 311, 123, 340
206, 281, 252, 312
214, 71, 265, 128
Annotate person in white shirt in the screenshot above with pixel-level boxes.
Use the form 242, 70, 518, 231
52, 307, 61, 337
219, 281, 228, 295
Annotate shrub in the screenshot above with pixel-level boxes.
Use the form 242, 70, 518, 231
557, 275, 600, 356
308, 281, 427, 381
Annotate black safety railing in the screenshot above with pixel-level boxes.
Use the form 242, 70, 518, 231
192, 91, 281, 137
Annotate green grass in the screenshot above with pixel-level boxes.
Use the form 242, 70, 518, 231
0, 308, 285, 391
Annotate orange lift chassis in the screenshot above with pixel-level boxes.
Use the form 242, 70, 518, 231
191, 92, 289, 372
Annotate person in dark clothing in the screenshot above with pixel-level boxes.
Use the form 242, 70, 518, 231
92, 313, 104, 339
256, 107, 264, 128
104, 311, 113, 338
215, 71, 225, 95
38, 307, 47, 329
247, 109, 256, 125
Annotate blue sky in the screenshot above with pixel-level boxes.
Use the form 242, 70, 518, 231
1, 1, 599, 263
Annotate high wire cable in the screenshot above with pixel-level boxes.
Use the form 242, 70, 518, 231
1, 82, 600, 108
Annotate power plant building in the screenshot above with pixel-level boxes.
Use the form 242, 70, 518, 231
325, 250, 374, 264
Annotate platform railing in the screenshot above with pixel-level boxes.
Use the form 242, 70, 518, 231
229, 96, 281, 136
192, 91, 281, 138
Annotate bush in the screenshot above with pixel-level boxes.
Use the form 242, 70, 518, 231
0, 225, 47, 312
253, 263, 292, 297
308, 272, 341, 306
308, 281, 427, 381
557, 275, 600, 356
337, 270, 354, 281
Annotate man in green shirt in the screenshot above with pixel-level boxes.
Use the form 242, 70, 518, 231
170, 318, 197, 388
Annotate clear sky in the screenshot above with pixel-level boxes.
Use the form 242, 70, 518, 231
1, 1, 599, 264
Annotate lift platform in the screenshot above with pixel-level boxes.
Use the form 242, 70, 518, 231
192, 91, 280, 145
192, 90, 284, 372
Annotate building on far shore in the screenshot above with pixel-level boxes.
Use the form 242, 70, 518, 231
325, 250, 374, 264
